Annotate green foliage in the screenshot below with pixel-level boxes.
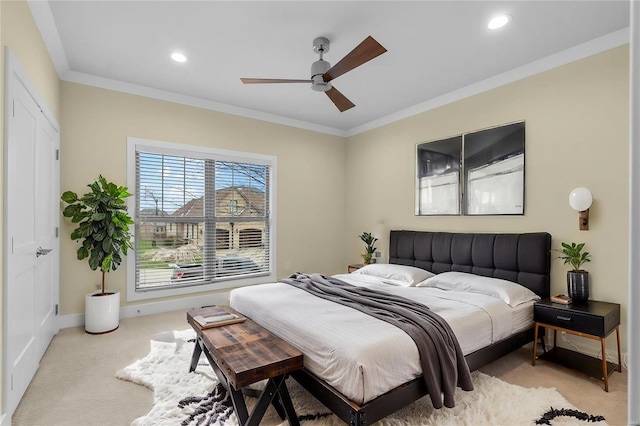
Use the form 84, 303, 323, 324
555, 242, 591, 271
359, 232, 378, 263
359, 232, 378, 254
61, 175, 134, 293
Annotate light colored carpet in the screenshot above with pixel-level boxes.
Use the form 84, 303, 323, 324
12, 309, 628, 425
116, 329, 609, 425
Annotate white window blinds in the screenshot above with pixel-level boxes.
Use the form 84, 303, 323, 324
132, 143, 272, 292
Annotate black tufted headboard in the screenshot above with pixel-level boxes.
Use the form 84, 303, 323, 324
389, 230, 551, 299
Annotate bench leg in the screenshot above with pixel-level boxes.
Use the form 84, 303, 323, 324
276, 376, 300, 426
229, 385, 250, 425
242, 387, 286, 420
195, 340, 251, 423
271, 396, 286, 420
189, 338, 203, 373
245, 378, 279, 426
244, 375, 299, 426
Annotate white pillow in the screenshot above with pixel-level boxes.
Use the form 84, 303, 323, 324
352, 264, 435, 287
416, 271, 540, 307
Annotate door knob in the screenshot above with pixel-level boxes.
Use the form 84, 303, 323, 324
36, 247, 53, 257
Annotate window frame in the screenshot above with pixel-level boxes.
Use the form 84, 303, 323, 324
126, 137, 277, 301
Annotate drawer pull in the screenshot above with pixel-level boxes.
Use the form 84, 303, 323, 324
556, 315, 572, 321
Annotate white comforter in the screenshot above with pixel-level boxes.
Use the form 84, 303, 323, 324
229, 273, 533, 404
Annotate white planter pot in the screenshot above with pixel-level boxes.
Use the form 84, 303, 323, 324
85, 291, 120, 334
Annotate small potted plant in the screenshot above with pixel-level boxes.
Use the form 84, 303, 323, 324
359, 232, 378, 264
555, 242, 591, 303
61, 175, 134, 333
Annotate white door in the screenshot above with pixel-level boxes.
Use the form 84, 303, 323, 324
4, 49, 60, 416
34, 113, 59, 359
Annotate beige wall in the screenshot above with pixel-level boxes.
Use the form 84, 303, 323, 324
345, 46, 630, 352
59, 82, 347, 315
1, 0, 62, 415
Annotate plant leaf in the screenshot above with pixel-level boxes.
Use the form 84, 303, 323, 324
77, 247, 89, 260
60, 191, 78, 203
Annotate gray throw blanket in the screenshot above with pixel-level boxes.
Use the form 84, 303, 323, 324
280, 273, 473, 409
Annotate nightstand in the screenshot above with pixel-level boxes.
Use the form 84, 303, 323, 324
532, 299, 621, 391
348, 263, 364, 273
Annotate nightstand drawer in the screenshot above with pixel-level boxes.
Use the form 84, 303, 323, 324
534, 307, 601, 335
534, 302, 620, 337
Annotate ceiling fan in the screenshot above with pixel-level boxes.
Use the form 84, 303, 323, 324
241, 36, 387, 112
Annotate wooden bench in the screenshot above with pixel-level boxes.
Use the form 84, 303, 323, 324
187, 307, 303, 426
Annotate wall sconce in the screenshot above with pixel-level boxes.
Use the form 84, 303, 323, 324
569, 187, 593, 230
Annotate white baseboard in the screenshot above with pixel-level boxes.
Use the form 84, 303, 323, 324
0, 412, 9, 426
57, 291, 231, 330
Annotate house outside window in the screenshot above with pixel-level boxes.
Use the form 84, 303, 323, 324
126, 137, 276, 301
239, 228, 263, 248
216, 228, 230, 249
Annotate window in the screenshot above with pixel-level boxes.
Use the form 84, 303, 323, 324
126, 137, 276, 301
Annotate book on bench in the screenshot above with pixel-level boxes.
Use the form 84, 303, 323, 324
191, 306, 246, 329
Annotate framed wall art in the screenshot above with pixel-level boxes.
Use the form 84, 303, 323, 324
415, 121, 525, 216
415, 135, 462, 215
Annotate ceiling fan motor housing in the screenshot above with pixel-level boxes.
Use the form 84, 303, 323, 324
311, 59, 331, 77
311, 59, 331, 91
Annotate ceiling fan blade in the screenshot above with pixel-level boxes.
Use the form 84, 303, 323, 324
241, 78, 312, 84
323, 36, 387, 82
325, 86, 355, 112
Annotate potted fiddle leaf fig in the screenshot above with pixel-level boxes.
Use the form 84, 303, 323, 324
359, 232, 378, 264
61, 175, 134, 333
555, 242, 591, 303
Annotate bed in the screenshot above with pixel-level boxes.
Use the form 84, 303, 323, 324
230, 230, 551, 425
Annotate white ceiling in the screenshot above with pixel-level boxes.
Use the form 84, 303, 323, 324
31, 1, 630, 136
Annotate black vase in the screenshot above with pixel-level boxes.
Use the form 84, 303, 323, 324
567, 271, 589, 303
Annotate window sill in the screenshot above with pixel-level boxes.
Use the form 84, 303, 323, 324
126, 273, 277, 302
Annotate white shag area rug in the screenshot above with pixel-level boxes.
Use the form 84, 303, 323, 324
116, 330, 608, 426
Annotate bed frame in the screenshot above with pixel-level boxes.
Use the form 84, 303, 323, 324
290, 230, 551, 425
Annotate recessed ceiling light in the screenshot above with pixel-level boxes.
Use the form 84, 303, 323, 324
488, 14, 511, 30
171, 52, 188, 63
